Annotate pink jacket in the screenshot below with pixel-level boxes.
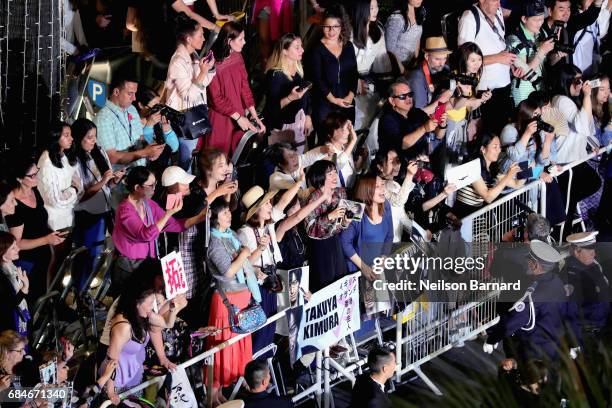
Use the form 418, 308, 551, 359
164, 44, 215, 111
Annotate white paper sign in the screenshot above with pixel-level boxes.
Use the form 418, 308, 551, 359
445, 158, 481, 190
287, 273, 361, 364
168, 367, 197, 408
161, 251, 188, 300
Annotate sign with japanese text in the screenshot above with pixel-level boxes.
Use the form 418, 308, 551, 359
168, 367, 197, 407
286, 273, 360, 364
161, 251, 188, 300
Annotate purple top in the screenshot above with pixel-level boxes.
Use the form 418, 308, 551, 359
112, 198, 186, 259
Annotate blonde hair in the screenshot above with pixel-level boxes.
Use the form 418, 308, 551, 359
265, 33, 304, 80
0, 330, 26, 363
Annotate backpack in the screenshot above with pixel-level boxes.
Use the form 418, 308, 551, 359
442, 6, 480, 51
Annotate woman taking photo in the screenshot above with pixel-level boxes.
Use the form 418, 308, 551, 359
100, 282, 157, 405
263, 33, 313, 145
446, 42, 492, 153
384, 0, 425, 68
111, 166, 207, 289
453, 134, 524, 218
133, 86, 180, 174
165, 12, 215, 170
6, 157, 65, 303
37, 122, 83, 231
206, 22, 265, 156
304, 160, 350, 292
0, 182, 17, 232
0, 232, 30, 336
549, 64, 601, 236
73, 119, 123, 289
308, 5, 358, 141
206, 199, 259, 406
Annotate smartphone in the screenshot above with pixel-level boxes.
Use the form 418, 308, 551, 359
203, 50, 214, 63
57, 226, 73, 236
432, 102, 446, 122
587, 78, 602, 88
166, 193, 183, 210
517, 168, 534, 180
518, 161, 530, 171
297, 81, 313, 93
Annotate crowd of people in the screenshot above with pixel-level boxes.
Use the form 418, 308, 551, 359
0, 0, 611, 406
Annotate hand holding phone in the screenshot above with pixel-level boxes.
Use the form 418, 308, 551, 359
296, 81, 313, 93
166, 193, 183, 210
431, 102, 447, 123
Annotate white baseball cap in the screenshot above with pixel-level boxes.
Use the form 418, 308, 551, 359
161, 166, 196, 187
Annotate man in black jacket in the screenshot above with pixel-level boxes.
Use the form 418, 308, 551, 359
243, 359, 293, 408
350, 346, 396, 408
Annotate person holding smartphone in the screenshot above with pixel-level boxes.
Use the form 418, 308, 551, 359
263, 33, 314, 142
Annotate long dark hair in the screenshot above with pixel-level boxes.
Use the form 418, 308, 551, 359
72, 119, 110, 181
590, 74, 611, 128
549, 63, 582, 106
515, 98, 539, 136
47, 122, 77, 168
473, 133, 500, 178
351, 0, 382, 49
454, 42, 483, 81
322, 4, 352, 46
174, 11, 199, 45
115, 284, 155, 342
394, 0, 425, 31
212, 21, 245, 62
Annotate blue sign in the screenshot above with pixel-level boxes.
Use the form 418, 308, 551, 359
88, 79, 107, 108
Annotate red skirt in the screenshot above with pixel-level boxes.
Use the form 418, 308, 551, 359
206, 289, 253, 388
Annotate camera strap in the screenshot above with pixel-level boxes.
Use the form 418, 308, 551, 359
252, 225, 277, 271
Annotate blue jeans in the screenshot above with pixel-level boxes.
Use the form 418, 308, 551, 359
178, 137, 200, 173
73, 211, 107, 291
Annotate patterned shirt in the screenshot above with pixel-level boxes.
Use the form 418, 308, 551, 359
304, 187, 347, 240
94, 100, 146, 168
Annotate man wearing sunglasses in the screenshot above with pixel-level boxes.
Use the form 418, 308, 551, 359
378, 81, 447, 164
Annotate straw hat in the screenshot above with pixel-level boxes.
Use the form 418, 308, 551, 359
242, 186, 278, 222
423, 37, 452, 55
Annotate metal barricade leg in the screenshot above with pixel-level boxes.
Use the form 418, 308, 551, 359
414, 366, 443, 396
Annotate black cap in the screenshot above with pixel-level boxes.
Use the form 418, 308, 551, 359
523, 0, 546, 17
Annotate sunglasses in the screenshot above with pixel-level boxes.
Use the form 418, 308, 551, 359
322, 25, 341, 31
572, 77, 583, 86
392, 92, 414, 100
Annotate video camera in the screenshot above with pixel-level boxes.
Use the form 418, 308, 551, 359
149, 104, 185, 128
550, 20, 575, 54
448, 72, 479, 88
535, 117, 554, 133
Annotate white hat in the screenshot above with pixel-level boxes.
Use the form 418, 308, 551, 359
161, 166, 196, 187
529, 240, 562, 266
242, 186, 278, 222
567, 231, 598, 248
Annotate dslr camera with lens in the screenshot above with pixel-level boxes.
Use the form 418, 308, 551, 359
449, 72, 479, 87
149, 104, 186, 128
535, 117, 554, 133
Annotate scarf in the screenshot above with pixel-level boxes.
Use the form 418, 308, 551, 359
210, 228, 262, 302
2, 263, 30, 337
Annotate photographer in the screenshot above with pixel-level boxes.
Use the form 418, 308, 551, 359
164, 12, 215, 171
133, 86, 179, 179
506, 0, 555, 106
541, 0, 603, 67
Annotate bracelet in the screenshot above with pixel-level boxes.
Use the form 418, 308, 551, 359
287, 96, 294, 102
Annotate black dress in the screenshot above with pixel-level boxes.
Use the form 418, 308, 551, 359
5, 189, 52, 304
0, 270, 28, 334
263, 69, 310, 131
306, 41, 358, 138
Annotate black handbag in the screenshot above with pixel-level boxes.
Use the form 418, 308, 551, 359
172, 103, 212, 140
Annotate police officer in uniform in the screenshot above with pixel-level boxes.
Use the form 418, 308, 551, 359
562, 231, 610, 334
483, 240, 581, 364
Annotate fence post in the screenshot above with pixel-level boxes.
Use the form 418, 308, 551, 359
315, 350, 323, 407
323, 347, 331, 408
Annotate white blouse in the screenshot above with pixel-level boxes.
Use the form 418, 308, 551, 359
237, 207, 285, 269
37, 151, 83, 230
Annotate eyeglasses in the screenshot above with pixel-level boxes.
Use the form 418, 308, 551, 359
24, 170, 39, 179
392, 92, 414, 100
322, 25, 341, 31
142, 181, 157, 189
10, 348, 25, 354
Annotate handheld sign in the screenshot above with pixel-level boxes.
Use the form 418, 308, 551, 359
161, 251, 188, 300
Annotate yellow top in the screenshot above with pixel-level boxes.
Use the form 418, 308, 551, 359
216, 11, 246, 27
447, 106, 467, 122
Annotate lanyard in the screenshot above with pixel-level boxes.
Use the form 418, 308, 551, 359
422, 60, 434, 94
478, 6, 505, 44
108, 106, 133, 143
